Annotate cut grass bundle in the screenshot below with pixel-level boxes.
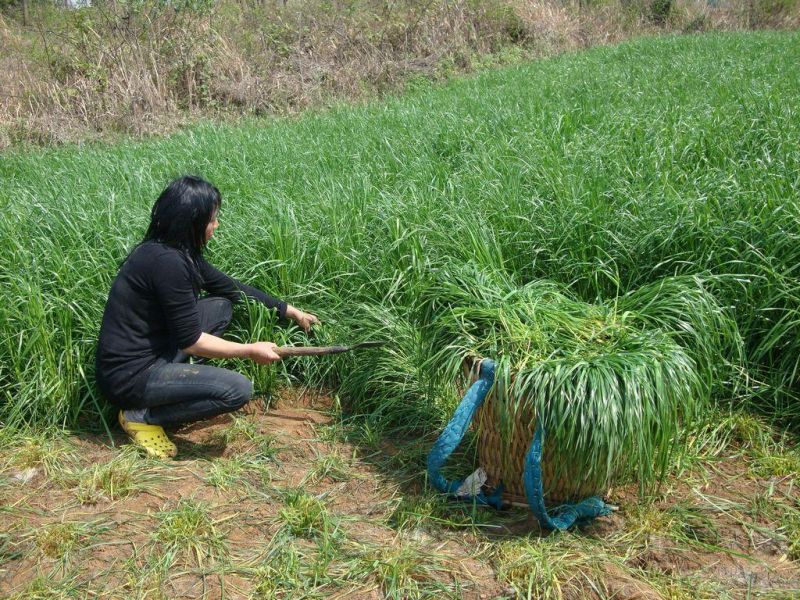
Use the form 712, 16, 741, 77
425, 267, 739, 500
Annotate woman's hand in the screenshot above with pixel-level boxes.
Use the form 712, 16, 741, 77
286, 305, 320, 332
247, 342, 282, 364
295, 311, 320, 332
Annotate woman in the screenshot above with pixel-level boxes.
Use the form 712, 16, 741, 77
96, 175, 319, 459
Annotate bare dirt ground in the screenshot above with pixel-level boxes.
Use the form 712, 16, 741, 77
0, 391, 798, 599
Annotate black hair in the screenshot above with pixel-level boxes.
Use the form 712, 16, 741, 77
144, 175, 221, 257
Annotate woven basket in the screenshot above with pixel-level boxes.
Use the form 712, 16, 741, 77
464, 359, 608, 506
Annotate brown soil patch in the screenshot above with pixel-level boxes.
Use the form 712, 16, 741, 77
0, 396, 503, 598
0, 396, 798, 598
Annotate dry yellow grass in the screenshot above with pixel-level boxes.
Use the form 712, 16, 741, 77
1, 0, 797, 148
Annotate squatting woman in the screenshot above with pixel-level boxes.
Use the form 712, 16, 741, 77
95, 175, 318, 458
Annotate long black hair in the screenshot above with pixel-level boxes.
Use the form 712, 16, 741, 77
144, 175, 221, 257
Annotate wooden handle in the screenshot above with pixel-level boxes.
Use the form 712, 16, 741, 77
274, 345, 350, 357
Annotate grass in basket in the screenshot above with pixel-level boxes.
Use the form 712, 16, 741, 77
422, 266, 742, 496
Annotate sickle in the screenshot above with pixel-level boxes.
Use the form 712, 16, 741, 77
274, 341, 385, 357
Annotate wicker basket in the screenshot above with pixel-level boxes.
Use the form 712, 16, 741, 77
464, 359, 608, 506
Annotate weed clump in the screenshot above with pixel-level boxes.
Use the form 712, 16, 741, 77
152, 499, 227, 566
69, 446, 161, 504
279, 490, 332, 538
204, 454, 273, 490
212, 416, 279, 458
35, 523, 82, 561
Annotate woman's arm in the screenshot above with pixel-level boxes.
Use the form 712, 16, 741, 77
199, 259, 320, 331
149, 253, 282, 363
182, 333, 281, 364
199, 259, 287, 318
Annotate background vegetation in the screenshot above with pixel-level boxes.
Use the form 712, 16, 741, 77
1, 26, 799, 599
1, 31, 798, 440
1, 0, 798, 148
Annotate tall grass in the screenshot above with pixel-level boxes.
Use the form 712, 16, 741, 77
1, 31, 799, 471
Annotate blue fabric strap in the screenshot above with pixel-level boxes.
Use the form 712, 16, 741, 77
426, 357, 612, 528
426, 359, 504, 509
523, 421, 613, 530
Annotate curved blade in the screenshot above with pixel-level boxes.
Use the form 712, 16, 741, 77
348, 341, 386, 350
275, 341, 386, 358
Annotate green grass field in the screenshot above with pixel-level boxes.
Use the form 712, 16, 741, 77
1, 30, 800, 598
3, 31, 799, 429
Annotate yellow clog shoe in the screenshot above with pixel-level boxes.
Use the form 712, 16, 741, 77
118, 411, 177, 459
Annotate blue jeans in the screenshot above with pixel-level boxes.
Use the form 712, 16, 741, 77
138, 297, 254, 427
